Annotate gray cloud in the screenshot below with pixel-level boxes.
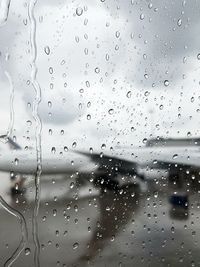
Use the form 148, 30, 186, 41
1, 0, 200, 145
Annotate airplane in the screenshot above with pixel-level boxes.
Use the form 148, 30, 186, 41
0, 134, 199, 195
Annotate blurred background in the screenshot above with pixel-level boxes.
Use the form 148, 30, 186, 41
0, 0, 200, 266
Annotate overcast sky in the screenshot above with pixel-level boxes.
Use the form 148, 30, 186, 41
0, 0, 200, 153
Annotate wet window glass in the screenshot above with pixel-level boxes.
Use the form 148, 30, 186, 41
0, 0, 199, 266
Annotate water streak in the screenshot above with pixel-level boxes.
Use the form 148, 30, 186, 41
5, 71, 14, 138
0, 196, 28, 267
0, 0, 11, 26
28, 0, 42, 266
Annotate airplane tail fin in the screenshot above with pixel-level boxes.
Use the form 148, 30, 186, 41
0, 134, 21, 150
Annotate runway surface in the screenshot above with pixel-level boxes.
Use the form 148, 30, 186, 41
0, 173, 199, 267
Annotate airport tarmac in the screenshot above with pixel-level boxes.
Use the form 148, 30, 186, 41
0, 173, 200, 267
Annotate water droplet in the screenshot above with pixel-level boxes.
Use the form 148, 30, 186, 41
143, 54, 147, 60
72, 142, 77, 148
164, 80, 169, 86
148, 3, 153, 9
101, 144, 106, 150
87, 114, 91, 120
159, 104, 164, 110
115, 45, 119, 51
27, 102, 31, 108
26, 120, 32, 126
74, 205, 78, 212
95, 67, 100, 73
140, 13, 145, 20
86, 81, 90, 87
70, 182, 75, 189
53, 209, 57, 217
51, 147, 56, 154
177, 19, 182, 27
15, 183, 19, 190
111, 235, 115, 242
173, 154, 178, 159
87, 101, 91, 108
76, 7, 83, 16
14, 158, 19, 166
142, 138, 147, 144
44, 46, 50, 55
55, 230, 59, 236
126, 91, 132, 98
0, 0, 11, 26
84, 48, 88, 55
108, 109, 114, 115
197, 54, 200, 60
153, 191, 158, 198
25, 248, 31, 256
115, 31, 120, 38
48, 101, 52, 108
73, 242, 79, 249
49, 67, 53, 74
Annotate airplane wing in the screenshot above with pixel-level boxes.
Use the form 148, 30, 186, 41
76, 146, 200, 178
75, 150, 145, 180
151, 151, 200, 171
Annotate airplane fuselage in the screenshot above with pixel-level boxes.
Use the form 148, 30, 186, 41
0, 150, 97, 175
0, 145, 200, 177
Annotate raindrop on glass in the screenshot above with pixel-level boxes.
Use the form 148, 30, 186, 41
95, 67, 100, 73
159, 104, 164, 110
164, 80, 169, 86
126, 90, 132, 98
101, 144, 106, 150
44, 46, 50, 55
173, 154, 178, 159
73, 242, 79, 249
108, 109, 114, 115
177, 19, 182, 27
49, 67, 53, 74
87, 114, 91, 120
76, 7, 83, 16
25, 248, 31, 256
51, 147, 56, 154
72, 142, 77, 148
115, 31, 120, 38
140, 13, 145, 20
